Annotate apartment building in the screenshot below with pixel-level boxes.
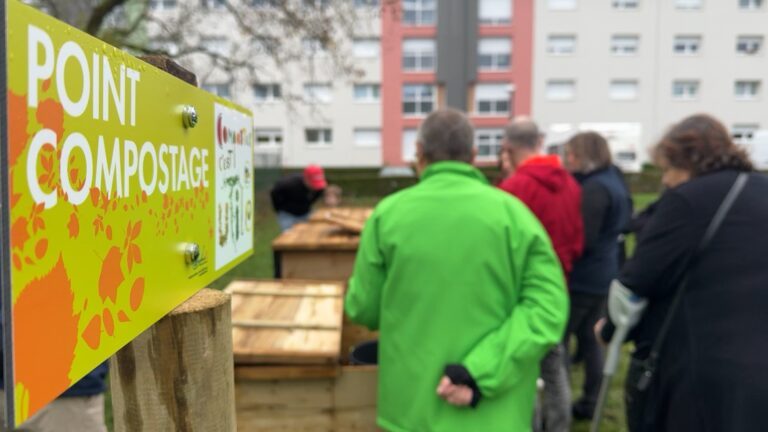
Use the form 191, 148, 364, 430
534, 0, 768, 171
145, 0, 525, 168
144, 0, 768, 171
382, 0, 531, 165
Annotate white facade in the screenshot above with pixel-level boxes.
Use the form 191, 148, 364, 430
533, 0, 768, 172
145, 1, 382, 168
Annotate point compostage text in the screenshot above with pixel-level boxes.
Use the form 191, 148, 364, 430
24, 24, 210, 210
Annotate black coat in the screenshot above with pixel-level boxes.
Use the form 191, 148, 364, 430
620, 170, 768, 432
270, 174, 323, 216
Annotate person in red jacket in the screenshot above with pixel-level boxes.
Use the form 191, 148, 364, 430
498, 117, 584, 432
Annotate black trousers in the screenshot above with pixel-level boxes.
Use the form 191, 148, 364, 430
565, 291, 607, 412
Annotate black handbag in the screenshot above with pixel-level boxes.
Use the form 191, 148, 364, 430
624, 173, 749, 432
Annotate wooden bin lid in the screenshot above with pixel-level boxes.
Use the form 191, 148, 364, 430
308, 207, 374, 223
272, 222, 362, 252
226, 279, 345, 366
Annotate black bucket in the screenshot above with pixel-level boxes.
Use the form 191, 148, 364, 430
350, 340, 378, 365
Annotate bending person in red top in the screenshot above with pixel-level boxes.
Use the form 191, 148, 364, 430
498, 117, 584, 432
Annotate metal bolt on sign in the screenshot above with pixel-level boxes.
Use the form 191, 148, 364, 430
185, 243, 201, 265
182, 105, 198, 128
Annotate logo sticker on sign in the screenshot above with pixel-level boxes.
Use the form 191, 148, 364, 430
214, 103, 254, 270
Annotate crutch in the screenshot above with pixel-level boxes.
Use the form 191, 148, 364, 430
590, 280, 647, 432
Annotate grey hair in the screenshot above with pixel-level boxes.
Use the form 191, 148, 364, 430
417, 109, 475, 163
504, 117, 541, 150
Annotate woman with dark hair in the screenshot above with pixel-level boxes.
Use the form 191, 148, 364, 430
564, 132, 632, 420
599, 114, 768, 431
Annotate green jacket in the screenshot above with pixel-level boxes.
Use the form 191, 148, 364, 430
346, 162, 569, 432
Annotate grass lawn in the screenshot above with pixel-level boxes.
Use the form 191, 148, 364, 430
105, 192, 657, 431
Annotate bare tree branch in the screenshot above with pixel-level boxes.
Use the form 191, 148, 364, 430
85, 0, 130, 35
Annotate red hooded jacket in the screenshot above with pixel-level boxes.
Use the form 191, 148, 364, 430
498, 155, 584, 276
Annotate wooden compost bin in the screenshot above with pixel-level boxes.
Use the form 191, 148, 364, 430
272, 222, 360, 280
227, 279, 379, 432
272, 214, 377, 356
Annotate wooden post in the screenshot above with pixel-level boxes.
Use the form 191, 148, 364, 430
110, 289, 236, 432
110, 57, 235, 431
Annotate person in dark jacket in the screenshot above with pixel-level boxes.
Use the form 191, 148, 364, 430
499, 117, 583, 432
270, 165, 332, 232
564, 132, 631, 420
598, 114, 768, 431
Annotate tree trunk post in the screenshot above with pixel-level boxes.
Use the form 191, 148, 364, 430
110, 289, 236, 432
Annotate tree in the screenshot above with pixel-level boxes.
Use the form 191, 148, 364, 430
25, 0, 396, 102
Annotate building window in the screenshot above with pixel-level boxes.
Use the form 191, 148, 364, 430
403, 84, 435, 116
475, 84, 510, 115
732, 124, 760, 144
402, 39, 436, 72
354, 129, 382, 147
149, 0, 177, 10
613, 0, 639, 9
675, 0, 702, 9
201, 36, 229, 56
548, 0, 577, 9
202, 83, 231, 98
547, 35, 576, 55
672, 80, 699, 100
354, 0, 380, 7
475, 129, 504, 159
737, 36, 763, 55
255, 129, 283, 148
304, 83, 333, 103
353, 84, 381, 102
305, 128, 332, 146
735, 80, 761, 100
479, 0, 512, 24
546, 80, 575, 100
402, 129, 418, 161
303, 38, 327, 56
610, 80, 639, 100
402, 0, 436, 26
739, 0, 763, 9
478, 38, 512, 70
253, 84, 281, 103
611, 35, 639, 55
353, 38, 380, 58
674, 35, 702, 55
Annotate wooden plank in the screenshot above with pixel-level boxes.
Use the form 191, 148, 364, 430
225, 279, 345, 295
236, 410, 333, 432
233, 320, 341, 331
272, 222, 361, 251
234, 366, 379, 432
308, 207, 373, 223
235, 365, 340, 381
228, 279, 344, 365
235, 378, 334, 410
281, 251, 357, 281
229, 289, 341, 298
333, 366, 378, 409
324, 214, 365, 234
333, 408, 380, 432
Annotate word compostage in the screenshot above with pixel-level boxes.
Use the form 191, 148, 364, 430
25, 24, 211, 210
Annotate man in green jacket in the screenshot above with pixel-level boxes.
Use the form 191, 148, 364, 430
346, 109, 569, 432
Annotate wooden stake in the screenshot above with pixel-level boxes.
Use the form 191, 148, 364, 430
110, 289, 236, 432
